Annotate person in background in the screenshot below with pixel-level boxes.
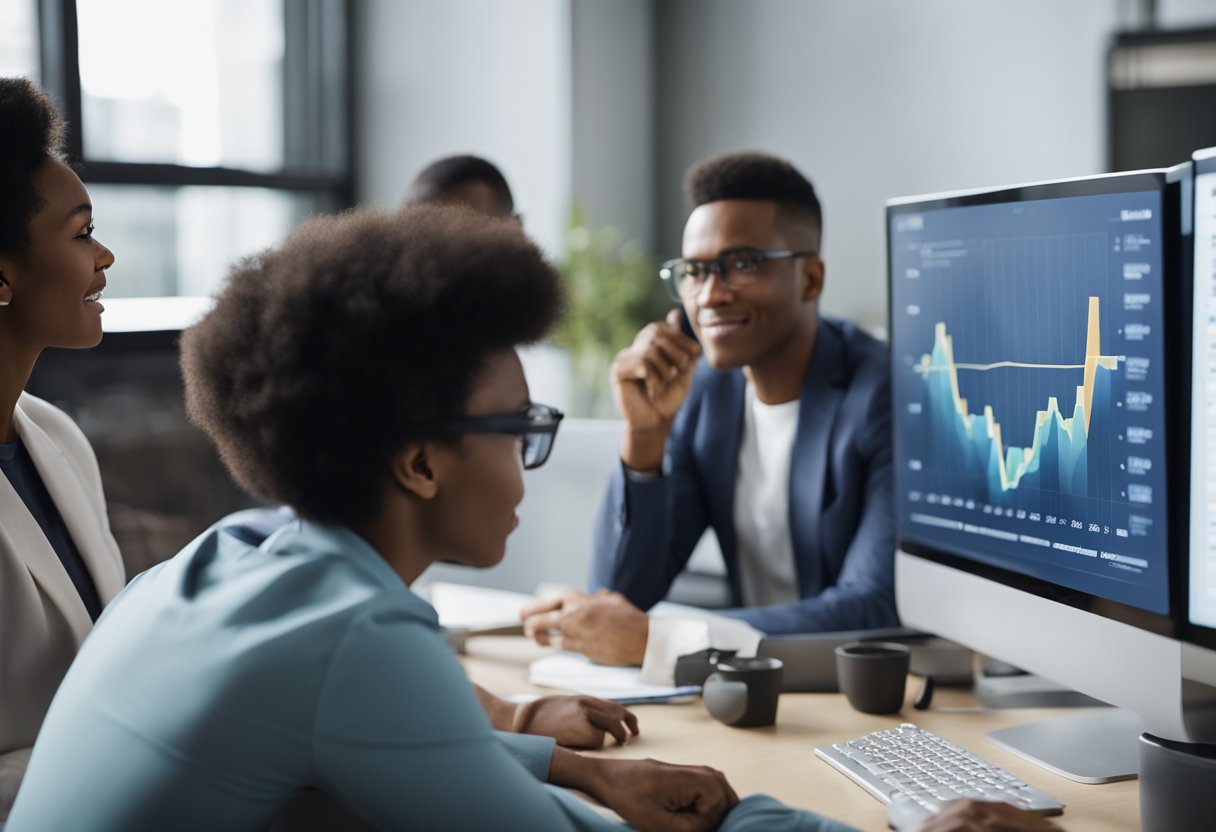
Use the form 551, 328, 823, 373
404, 153, 518, 220
523, 151, 898, 681
0, 77, 124, 820
7, 205, 854, 831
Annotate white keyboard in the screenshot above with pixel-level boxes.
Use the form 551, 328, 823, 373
815, 724, 1065, 817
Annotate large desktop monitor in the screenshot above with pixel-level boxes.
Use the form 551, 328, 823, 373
887, 164, 1216, 780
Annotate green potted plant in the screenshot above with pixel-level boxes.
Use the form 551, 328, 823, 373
554, 207, 670, 417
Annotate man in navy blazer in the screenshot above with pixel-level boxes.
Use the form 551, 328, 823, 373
523, 151, 898, 671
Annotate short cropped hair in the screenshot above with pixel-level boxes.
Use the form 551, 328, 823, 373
0, 77, 67, 255
181, 206, 563, 526
684, 151, 822, 249
403, 154, 514, 212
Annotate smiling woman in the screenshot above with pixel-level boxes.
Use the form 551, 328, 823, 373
8, 159, 114, 345
0, 76, 125, 820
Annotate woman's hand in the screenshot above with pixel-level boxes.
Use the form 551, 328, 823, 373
511, 694, 639, 749
550, 751, 738, 832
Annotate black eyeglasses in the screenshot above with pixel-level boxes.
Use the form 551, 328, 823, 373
421, 403, 563, 470
658, 247, 815, 301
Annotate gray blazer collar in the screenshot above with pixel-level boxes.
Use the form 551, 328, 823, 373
4, 403, 123, 642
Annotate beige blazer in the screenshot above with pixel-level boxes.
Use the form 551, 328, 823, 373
0, 392, 124, 817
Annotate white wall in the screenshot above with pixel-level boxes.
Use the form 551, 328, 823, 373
355, 0, 659, 257
1159, 0, 1216, 28
570, 0, 655, 251
653, 0, 1148, 332
354, 0, 572, 256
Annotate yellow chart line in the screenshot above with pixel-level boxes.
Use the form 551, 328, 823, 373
915, 296, 1120, 491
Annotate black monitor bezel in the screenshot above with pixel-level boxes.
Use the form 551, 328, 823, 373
886, 168, 1189, 642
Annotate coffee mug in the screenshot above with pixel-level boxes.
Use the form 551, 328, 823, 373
834, 641, 911, 715
703, 656, 784, 727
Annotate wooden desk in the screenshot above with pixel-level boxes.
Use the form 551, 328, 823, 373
463, 637, 1140, 831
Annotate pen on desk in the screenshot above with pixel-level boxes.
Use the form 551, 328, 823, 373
611, 687, 701, 705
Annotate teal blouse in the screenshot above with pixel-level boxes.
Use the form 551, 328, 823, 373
8, 519, 851, 831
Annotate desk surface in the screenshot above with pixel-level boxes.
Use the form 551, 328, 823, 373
462, 637, 1140, 832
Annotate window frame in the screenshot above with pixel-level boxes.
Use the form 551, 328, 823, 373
34, 0, 354, 228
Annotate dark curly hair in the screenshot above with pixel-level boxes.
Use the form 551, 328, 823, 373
0, 77, 67, 255
684, 151, 822, 250
181, 205, 563, 526
403, 154, 514, 212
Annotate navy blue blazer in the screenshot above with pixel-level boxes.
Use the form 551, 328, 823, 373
590, 317, 899, 635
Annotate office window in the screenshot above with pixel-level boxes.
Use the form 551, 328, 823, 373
0, 0, 38, 77
35, 0, 352, 301
87, 185, 326, 297
19, 1, 353, 567
77, 0, 284, 171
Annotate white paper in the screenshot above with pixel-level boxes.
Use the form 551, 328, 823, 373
428, 582, 532, 631
528, 653, 698, 702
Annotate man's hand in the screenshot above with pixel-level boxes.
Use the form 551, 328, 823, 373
917, 800, 1065, 831
511, 694, 639, 749
550, 751, 738, 832
521, 590, 649, 666
611, 309, 701, 471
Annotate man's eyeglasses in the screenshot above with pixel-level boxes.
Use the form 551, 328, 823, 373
658, 248, 815, 301
421, 403, 563, 470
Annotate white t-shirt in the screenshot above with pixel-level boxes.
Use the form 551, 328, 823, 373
733, 383, 801, 607
637, 383, 800, 684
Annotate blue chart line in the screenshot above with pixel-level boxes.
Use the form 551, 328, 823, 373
914, 296, 1120, 502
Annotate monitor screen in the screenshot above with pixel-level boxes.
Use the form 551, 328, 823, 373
1191, 148, 1216, 632
889, 177, 1171, 617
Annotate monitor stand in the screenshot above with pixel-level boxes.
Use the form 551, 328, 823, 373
973, 663, 1109, 709
986, 709, 1142, 783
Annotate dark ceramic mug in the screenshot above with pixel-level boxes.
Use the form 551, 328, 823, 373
834, 641, 911, 715
702, 656, 784, 728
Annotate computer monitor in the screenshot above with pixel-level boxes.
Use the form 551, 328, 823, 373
887, 164, 1216, 780
1188, 148, 1216, 654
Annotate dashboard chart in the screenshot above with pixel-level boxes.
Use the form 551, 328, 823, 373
890, 189, 1170, 614
917, 295, 1118, 501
